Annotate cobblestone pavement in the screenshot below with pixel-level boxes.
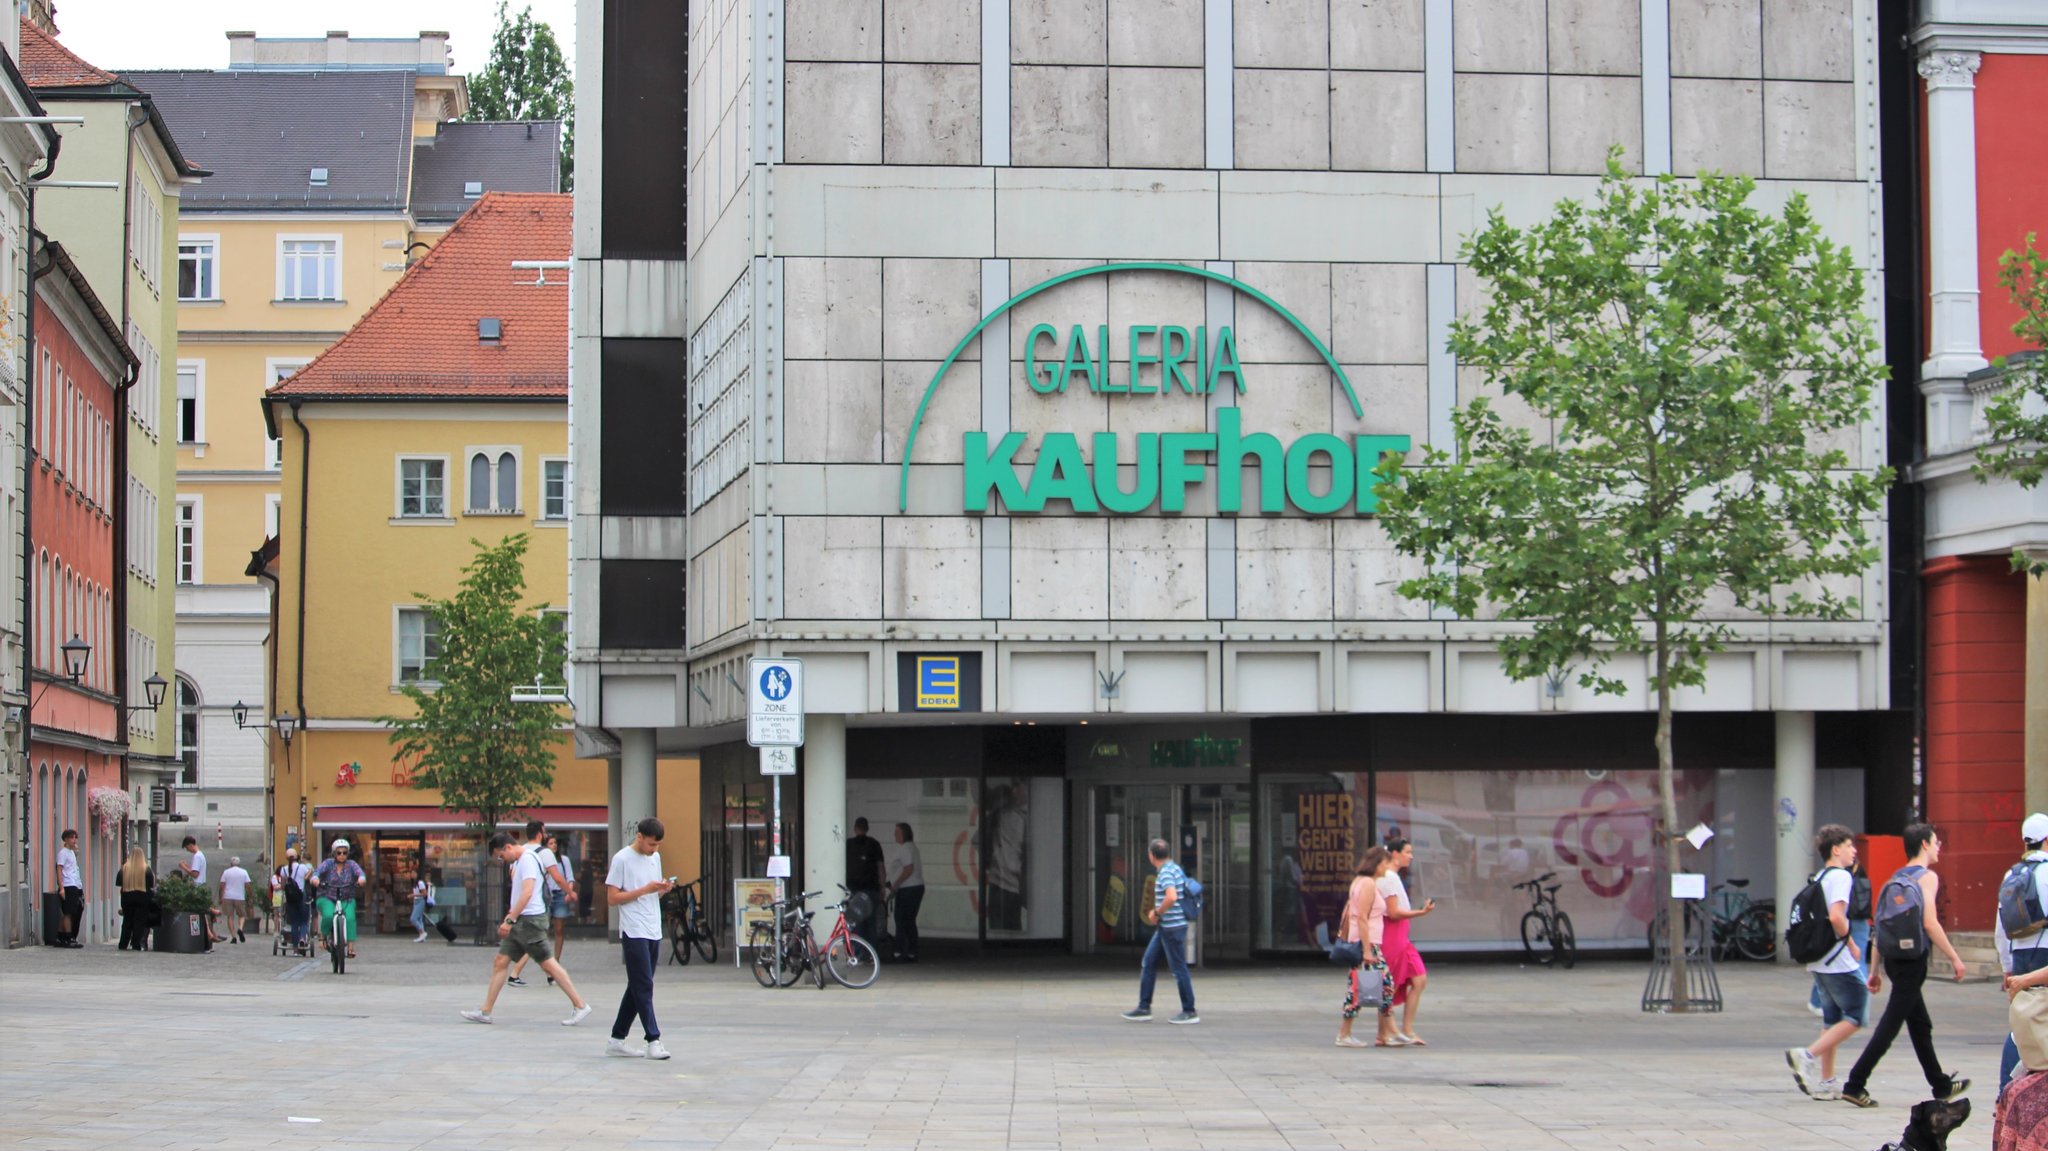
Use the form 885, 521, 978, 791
0, 937, 2015, 1150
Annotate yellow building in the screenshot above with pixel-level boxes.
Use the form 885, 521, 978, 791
119, 33, 561, 865
261, 194, 693, 934
22, 22, 207, 843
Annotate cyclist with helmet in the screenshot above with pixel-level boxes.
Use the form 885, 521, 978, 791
310, 838, 368, 961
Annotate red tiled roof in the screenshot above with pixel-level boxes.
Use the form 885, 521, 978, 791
19, 21, 118, 88
272, 192, 570, 401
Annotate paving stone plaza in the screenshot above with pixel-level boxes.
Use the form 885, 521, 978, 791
0, 942, 2014, 1150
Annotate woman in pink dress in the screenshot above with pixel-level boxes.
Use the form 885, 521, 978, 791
1379, 836, 1436, 1045
1335, 845, 1397, 1047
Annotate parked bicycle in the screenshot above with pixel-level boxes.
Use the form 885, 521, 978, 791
663, 877, 717, 966
1514, 871, 1576, 968
1642, 878, 1775, 961
747, 887, 880, 990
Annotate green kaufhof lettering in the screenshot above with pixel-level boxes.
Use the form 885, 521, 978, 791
963, 410, 1412, 516
1025, 323, 1245, 396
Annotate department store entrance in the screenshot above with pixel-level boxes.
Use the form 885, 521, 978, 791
1087, 781, 1251, 959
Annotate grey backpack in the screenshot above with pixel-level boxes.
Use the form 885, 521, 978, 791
1873, 865, 1928, 961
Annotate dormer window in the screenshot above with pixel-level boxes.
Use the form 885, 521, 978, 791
309, 167, 329, 187
478, 318, 502, 344
463, 181, 483, 199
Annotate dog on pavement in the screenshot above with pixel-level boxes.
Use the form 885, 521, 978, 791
1876, 1097, 1970, 1151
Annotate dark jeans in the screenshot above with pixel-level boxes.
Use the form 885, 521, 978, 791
118, 890, 151, 950
612, 935, 661, 1041
284, 901, 308, 946
59, 886, 83, 943
1137, 924, 1194, 1014
2006, 947, 2048, 1089
1845, 955, 1951, 1097
893, 884, 924, 958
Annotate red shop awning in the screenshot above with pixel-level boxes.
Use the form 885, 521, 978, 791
312, 805, 609, 830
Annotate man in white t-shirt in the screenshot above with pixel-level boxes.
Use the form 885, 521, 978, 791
508, 819, 577, 986
53, 828, 84, 947
1787, 824, 1866, 1100
604, 817, 674, 1059
218, 858, 253, 945
461, 833, 591, 1027
179, 836, 207, 885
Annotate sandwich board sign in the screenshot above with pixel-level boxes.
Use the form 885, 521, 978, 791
747, 658, 804, 747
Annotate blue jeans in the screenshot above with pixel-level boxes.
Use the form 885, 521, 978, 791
1810, 919, 1871, 1009
613, 935, 661, 1041
410, 897, 429, 934
2004, 947, 2048, 1089
1137, 924, 1194, 1014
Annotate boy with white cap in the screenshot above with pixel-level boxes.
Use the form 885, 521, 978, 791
1999, 813, 2048, 1088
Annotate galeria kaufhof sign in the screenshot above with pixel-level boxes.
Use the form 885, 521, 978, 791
897, 264, 1412, 516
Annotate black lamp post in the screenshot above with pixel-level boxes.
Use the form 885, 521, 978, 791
274, 711, 299, 748
231, 700, 249, 729
58, 634, 88, 682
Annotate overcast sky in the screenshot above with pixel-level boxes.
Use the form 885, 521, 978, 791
53, 0, 577, 77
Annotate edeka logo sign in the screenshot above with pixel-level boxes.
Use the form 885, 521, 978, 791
896, 264, 1412, 515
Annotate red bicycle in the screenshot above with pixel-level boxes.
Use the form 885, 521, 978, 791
751, 886, 880, 989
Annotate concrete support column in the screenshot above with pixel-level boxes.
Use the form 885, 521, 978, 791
606, 756, 623, 931
620, 728, 657, 828
1917, 49, 1987, 454
1775, 711, 1817, 965
2028, 576, 2048, 817
802, 714, 847, 901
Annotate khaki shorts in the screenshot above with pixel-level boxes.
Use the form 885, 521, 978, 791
499, 915, 554, 963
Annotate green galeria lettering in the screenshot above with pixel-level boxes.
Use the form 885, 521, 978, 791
1025, 323, 1062, 394
1207, 325, 1244, 395
1215, 408, 1285, 513
1026, 433, 1098, 512
1352, 436, 1412, 513
1284, 433, 1355, 515
1125, 326, 1157, 394
1093, 433, 1159, 512
962, 431, 1028, 511
1158, 432, 1216, 512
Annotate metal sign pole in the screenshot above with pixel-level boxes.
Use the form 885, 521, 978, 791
772, 772, 782, 977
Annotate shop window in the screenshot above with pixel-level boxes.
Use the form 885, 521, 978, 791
844, 776, 1064, 941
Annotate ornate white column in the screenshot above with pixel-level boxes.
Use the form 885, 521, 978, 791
1919, 50, 1986, 456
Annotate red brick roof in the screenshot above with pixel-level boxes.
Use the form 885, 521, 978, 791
272, 193, 569, 401
19, 21, 118, 88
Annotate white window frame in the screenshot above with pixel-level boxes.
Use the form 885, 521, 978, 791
393, 606, 444, 686
265, 493, 282, 540
275, 234, 342, 302
462, 444, 523, 516
176, 234, 220, 302
175, 360, 204, 446
539, 456, 570, 522
174, 497, 200, 585
265, 360, 310, 469
394, 454, 449, 520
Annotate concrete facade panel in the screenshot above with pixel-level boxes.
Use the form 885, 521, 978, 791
1234, 69, 1332, 170
1012, 65, 1110, 166
783, 516, 884, 618
884, 63, 983, 165
888, 0, 985, 62
785, 63, 883, 164
1670, 0, 1763, 79
1012, 518, 1111, 619
1109, 0, 1205, 66
1331, 71, 1426, 172
1454, 0, 1547, 73
1109, 67, 1206, 169
1332, 263, 1428, 364
1236, 518, 1333, 620
1454, 73, 1549, 173
787, 0, 882, 61
1331, 0, 1425, 71
1109, 518, 1208, 619
1548, 0, 1642, 76
884, 517, 984, 618
1762, 80, 1855, 181
1236, 0, 1330, 69
884, 259, 986, 361
1761, 0, 1852, 82
1549, 74, 1644, 174
1670, 78, 1764, 177
1015, 0, 1107, 65
783, 360, 886, 463
785, 257, 884, 360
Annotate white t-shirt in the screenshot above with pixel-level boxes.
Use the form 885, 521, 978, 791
532, 845, 560, 892
220, 866, 251, 901
1807, 867, 1860, 975
606, 846, 665, 940
1377, 870, 1410, 910
509, 849, 547, 917
56, 846, 80, 888
187, 850, 208, 884
892, 842, 925, 889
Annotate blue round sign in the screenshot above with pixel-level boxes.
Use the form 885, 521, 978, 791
759, 666, 792, 702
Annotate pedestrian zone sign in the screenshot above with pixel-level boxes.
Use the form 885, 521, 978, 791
748, 657, 804, 747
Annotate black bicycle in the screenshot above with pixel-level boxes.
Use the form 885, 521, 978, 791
1642, 879, 1776, 961
749, 892, 819, 988
663, 877, 717, 966
1515, 871, 1576, 969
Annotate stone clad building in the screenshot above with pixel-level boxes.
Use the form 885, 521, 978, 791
573, 0, 1909, 958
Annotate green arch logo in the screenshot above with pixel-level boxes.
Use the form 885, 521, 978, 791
896, 262, 1365, 511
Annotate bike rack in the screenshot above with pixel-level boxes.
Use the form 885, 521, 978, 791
1641, 904, 1724, 1013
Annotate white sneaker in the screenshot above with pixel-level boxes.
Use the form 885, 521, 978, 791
1812, 1078, 1842, 1102
460, 1010, 493, 1025
1786, 1047, 1821, 1096
562, 1003, 593, 1027
1806, 1003, 1824, 1018
606, 1037, 641, 1057
414, 932, 429, 943
645, 1039, 672, 1060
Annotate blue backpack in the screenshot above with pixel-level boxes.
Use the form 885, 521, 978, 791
1180, 876, 1204, 921
2001, 860, 2048, 941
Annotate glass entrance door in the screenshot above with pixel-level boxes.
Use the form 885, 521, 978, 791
1090, 784, 1174, 947
1182, 783, 1252, 957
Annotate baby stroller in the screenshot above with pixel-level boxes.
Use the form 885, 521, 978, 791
272, 868, 314, 957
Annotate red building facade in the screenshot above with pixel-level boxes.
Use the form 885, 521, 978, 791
27, 244, 133, 943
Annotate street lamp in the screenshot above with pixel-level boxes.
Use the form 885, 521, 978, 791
59, 634, 88, 682
274, 711, 300, 748
140, 672, 168, 713
231, 700, 249, 729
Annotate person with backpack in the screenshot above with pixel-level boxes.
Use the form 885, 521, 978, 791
274, 849, 311, 949
1787, 824, 1868, 1100
1120, 839, 1198, 1025
1811, 863, 1872, 1017
1998, 813, 2048, 1091
1837, 822, 1969, 1108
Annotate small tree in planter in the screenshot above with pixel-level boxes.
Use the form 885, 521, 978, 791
153, 872, 215, 953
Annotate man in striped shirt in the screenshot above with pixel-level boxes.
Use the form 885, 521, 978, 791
1122, 839, 1199, 1025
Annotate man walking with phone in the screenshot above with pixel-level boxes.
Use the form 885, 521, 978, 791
605, 818, 673, 1059
1121, 839, 1197, 1026
1837, 822, 1969, 1108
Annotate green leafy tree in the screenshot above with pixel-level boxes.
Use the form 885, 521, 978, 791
465, 2, 575, 190
1373, 163, 1891, 1009
1974, 235, 2048, 573
384, 534, 567, 939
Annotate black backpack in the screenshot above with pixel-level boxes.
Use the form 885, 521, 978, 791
1786, 866, 1848, 965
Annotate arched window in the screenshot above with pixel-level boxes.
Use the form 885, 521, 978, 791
496, 451, 517, 511
468, 452, 491, 512
463, 448, 521, 514
176, 675, 200, 786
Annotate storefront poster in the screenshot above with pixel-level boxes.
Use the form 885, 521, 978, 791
734, 878, 780, 943
1293, 792, 1358, 948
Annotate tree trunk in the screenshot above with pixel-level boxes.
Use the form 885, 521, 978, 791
470, 810, 496, 946
1656, 630, 1688, 1012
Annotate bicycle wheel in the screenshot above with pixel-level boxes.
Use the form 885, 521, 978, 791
1733, 904, 1777, 962
1520, 910, 1553, 965
692, 907, 717, 964
1552, 911, 1576, 970
331, 914, 345, 975
749, 929, 780, 988
826, 933, 881, 988
779, 932, 807, 988
670, 907, 693, 966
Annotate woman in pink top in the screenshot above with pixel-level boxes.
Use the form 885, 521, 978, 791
1380, 836, 1437, 1045
1336, 845, 1396, 1048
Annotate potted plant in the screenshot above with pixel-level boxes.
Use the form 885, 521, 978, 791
154, 872, 213, 954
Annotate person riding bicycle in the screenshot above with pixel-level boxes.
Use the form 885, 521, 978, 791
310, 839, 367, 961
